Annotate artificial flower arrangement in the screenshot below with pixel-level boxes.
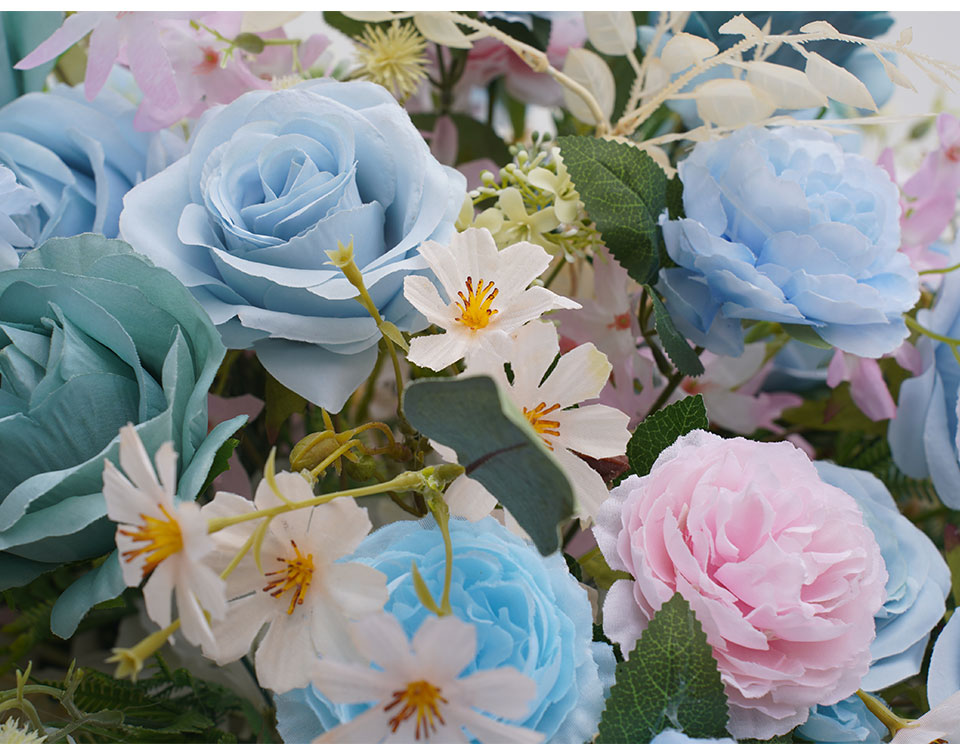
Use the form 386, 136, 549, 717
1, 8, 960, 744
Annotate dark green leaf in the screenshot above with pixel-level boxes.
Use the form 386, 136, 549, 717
740, 736, 795, 744
484, 14, 551, 51
666, 175, 684, 219
626, 395, 708, 477
233, 32, 264, 54
649, 290, 705, 377
199, 437, 240, 495
265, 372, 306, 442
322, 11, 385, 39
596, 593, 730, 743
410, 113, 511, 168
782, 323, 833, 349
557, 135, 668, 285
403, 376, 574, 554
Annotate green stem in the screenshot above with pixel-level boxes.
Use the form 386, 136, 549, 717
905, 314, 960, 366
355, 345, 386, 423
920, 260, 960, 276
648, 369, 684, 415
542, 257, 566, 290
855, 690, 914, 737
428, 497, 454, 616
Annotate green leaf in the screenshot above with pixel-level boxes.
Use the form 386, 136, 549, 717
410, 113, 511, 167
379, 320, 410, 352
322, 11, 387, 39
403, 376, 574, 554
666, 175, 685, 220
265, 371, 306, 441
198, 437, 240, 495
626, 395, 708, 477
596, 593, 730, 743
484, 14, 552, 51
557, 135, 668, 285
782, 323, 833, 349
578, 546, 631, 591
649, 289, 705, 377
233, 32, 265, 54
740, 736, 795, 744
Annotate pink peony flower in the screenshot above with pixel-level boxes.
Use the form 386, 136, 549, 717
594, 430, 887, 739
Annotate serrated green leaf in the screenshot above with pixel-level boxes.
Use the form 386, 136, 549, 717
666, 175, 685, 219
265, 372, 306, 441
199, 437, 240, 495
649, 289, 705, 377
557, 135, 667, 285
740, 736, 795, 744
596, 593, 730, 743
627, 395, 708, 477
403, 376, 574, 555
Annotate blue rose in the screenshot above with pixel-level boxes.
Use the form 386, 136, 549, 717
650, 731, 737, 744
0, 163, 39, 268
816, 462, 950, 690
928, 610, 960, 708
275, 517, 614, 744
658, 126, 918, 358
0, 234, 243, 638
0, 71, 179, 247
890, 271, 960, 508
795, 695, 887, 743
120, 79, 466, 412
0, 11, 63, 106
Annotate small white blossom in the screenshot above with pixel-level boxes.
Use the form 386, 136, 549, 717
404, 227, 579, 371
102, 424, 226, 650
201, 472, 388, 693
310, 613, 544, 744
0, 718, 46, 744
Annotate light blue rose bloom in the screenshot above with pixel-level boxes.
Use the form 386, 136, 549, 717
275, 517, 614, 744
0, 11, 63, 106
889, 271, 960, 508
0, 163, 39, 268
928, 609, 960, 708
120, 79, 466, 413
816, 462, 949, 690
658, 126, 918, 359
0, 70, 179, 246
650, 731, 736, 744
795, 695, 887, 743
0, 234, 243, 638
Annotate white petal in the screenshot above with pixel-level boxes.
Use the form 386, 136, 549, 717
491, 240, 552, 300
553, 405, 630, 458
116, 531, 147, 588
503, 321, 561, 399
205, 593, 273, 664
306, 594, 364, 663
538, 342, 611, 407
118, 424, 164, 500
103, 460, 156, 525
418, 237, 467, 302
353, 613, 416, 674
142, 560, 175, 628
444, 476, 497, 521
255, 610, 314, 692
324, 562, 388, 618
404, 275, 456, 327
407, 331, 471, 372
552, 447, 611, 521
185, 559, 228, 620
456, 227, 502, 285
307, 499, 373, 562
313, 706, 395, 744
413, 615, 476, 679
500, 286, 580, 333
311, 659, 396, 704
153, 441, 178, 500
451, 705, 545, 744
255, 470, 314, 511
176, 581, 217, 650
452, 667, 538, 719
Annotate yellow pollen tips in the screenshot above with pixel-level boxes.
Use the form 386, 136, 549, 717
120, 504, 183, 579
263, 540, 315, 615
524, 401, 562, 449
385, 679, 448, 740
454, 276, 499, 331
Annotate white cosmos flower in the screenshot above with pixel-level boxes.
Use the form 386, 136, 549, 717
403, 227, 580, 371
102, 424, 226, 649
442, 320, 630, 524
200, 471, 388, 694
891, 689, 960, 743
310, 613, 544, 744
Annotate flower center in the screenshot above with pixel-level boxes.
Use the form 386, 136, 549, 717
263, 540, 315, 614
454, 276, 498, 331
119, 504, 183, 579
384, 679, 448, 740
195, 47, 220, 74
523, 401, 561, 449
607, 312, 632, 330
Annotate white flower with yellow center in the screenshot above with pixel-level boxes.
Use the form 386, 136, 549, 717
404, 228, 580, 372
310, 613, 543, 744
0, 718, 46, 744
103, 424, 226, 649
200, 471, 388, 694
441, 321, 630, 524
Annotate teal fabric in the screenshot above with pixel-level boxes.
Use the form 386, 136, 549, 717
0, 12, 63, 106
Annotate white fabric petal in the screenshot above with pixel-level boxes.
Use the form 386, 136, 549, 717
451, 705, 545, 744
407, 330, 471, 371
417, 237, 468, 302
450, 667, 537, 719
255, 610, 314, 693
117, 424, 165, 501
313, 706, 396, 744
142, 560, 175, 629
553, 405, 630, 458
176, 581, 217, 651
413, 615, 476, 679
206, 593, 274, 664
444, 476, 498, 521
503, 321, 561, 399
103, 461, 157, 525
307, 593, 363, 663
352, 613, 416, 675
538, 342, 612, 407
499, 286, 580, 334
185, 559, 228, 620
324, 562, 388, 618
153, 442, 178, 500
491, 240, 552, 299
553, 447, 611, 521
403, 275, 455, 327
311, 660, 396, 704
307, 499, 373, 563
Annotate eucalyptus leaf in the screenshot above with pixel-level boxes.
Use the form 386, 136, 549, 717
626, 395, 708, 477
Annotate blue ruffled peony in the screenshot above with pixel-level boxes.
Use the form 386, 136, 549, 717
275, 517, 614, 744
816, 462, 949, 691
890, 271, 960, 508
658, 126, 918, 358
795, 695, 887, 743
0, 71, 180, 246
0, 234, 243, 638
120, 79, 466, 413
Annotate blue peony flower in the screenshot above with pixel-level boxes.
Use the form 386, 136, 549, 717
928, 610, 960, 708
890, 271, 960, 508
0, 11, 63, 106
815, 462, 949, 690
795, 695, 887, 743
275, 517, 614, 744
0, 234, 243, 638
659, 126, 918, 358
0, 163, 39, 268
0, 71, 180, 246
650, 731, 737, 744
120, 79, 466, 413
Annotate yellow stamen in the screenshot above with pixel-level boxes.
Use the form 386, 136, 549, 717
262, 540, 314, 614
384, 679, 448, 739
524, 401, 562, 449
120, 504, 183, 579
454, 276, 499, 331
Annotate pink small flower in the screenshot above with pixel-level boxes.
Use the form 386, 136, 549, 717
594, 430, 887, 739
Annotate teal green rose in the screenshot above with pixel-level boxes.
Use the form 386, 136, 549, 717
0, 234, 243, 637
